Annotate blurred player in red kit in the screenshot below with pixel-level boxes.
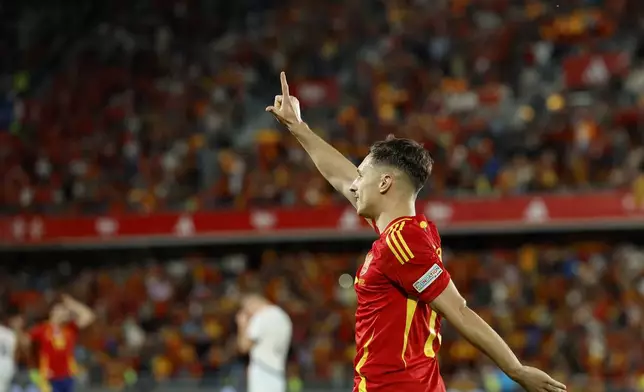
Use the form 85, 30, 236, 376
26, 295, 95, 392
267, 72, 566, 392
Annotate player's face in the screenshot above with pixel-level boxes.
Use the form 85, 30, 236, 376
350, 155, 383, 218
50, 304, 70, 324
241, 298, 257, 316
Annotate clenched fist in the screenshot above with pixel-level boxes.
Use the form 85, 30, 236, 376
265, 72, 303, 128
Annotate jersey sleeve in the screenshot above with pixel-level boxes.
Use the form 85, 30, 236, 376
381, 222, 450, 303
29, 324, 44, 345
246, 314, 263, 342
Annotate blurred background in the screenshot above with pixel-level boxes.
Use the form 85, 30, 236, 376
1, 0, 644, 391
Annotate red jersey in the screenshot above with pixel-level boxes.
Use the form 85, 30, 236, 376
353, 215, 451, 392
30, 322, 79, 380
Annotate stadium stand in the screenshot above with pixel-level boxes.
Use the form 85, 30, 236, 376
1, 0, 643, 214
3, 239, 644, 392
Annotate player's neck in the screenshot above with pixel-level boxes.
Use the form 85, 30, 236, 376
374, 200, 416, 233
255, 303, 270, 313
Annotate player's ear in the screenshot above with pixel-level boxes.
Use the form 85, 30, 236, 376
379, 173, 393, 194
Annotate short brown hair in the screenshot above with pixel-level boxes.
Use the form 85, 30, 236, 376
369, 135, 434, 192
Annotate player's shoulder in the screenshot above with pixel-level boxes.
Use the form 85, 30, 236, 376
252, 306, 291, 332
0, 325, 15, 338
255, 305, 285, 321
382, 215, 438, 244
379, 216, 439, 263
275, 305, 291, 319
268, 305, 292, 324
28, 323, 46, 339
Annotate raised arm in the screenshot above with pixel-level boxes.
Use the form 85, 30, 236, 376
266, 72, 360, 209
62, 295, 96, 329
289, 123, 359, 205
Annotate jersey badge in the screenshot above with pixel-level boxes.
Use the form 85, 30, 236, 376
360, 252, 373, 276
413, 264, 443, 293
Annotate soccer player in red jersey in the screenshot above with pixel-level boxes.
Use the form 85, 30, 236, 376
267, 72, 566, 392
27, 295, 95, 392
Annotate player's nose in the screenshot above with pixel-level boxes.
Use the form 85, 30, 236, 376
349, 182, 358, 194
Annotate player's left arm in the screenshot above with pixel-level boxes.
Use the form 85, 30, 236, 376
236, 311, 261, 354
383, 229, 562, 391
382, 224, 522, 374
61, 294, 96, 329
430, 281, 523, 376
430, 281, 566, 391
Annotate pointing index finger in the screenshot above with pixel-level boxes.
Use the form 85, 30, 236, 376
280, 71, 290, 98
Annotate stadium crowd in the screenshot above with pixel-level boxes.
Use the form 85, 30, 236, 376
2, 0, 644, 391
2, 0, 644, 215
3, 241, 644, 391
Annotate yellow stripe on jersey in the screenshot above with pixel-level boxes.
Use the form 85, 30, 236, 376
384, 218, 412, 234
401, 297, 418, 367
395, 223, 414, 258
386, 221, 415, 264
385, 226, 405, 264
356, 332, 375, 392
424, 309, 442, 358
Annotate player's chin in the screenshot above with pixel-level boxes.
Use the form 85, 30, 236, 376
356, 205, 371, 219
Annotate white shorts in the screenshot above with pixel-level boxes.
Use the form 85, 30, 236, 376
247, 363, 286, 392
0, 367, 14, 392
0, 380, 11, 392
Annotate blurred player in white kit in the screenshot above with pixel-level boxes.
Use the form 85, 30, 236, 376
0, 310, 22, 392
236, 293, 292, 392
